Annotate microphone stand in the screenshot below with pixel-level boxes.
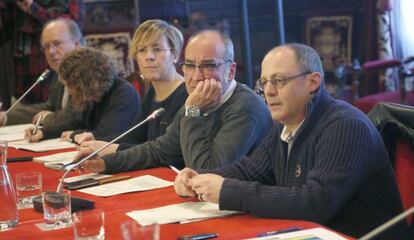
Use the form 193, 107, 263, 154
4, 69, 51, 116
359, 205, 414, 240
56, 107, 165, 193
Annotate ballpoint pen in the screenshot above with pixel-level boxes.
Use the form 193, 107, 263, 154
169, 165, 181, 174
32, 115, 43, 135
256, 226, 303, 237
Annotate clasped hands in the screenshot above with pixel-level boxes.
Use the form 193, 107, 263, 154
174, 168, 224, 204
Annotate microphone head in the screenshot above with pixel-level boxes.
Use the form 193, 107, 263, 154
38, 69, 51, 82
149, 108, 165, 120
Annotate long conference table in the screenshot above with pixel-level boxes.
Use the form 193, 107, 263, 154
1, 146, 354, 240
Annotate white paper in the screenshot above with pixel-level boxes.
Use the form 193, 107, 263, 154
63, 173, 112, 183
9, 138, 75, 152
0, 123, 32, 135
247, 227, 347, 240
0, 132, 25, 141
126, 201, 240, 226
78, 175, 173, 197
33, 151, 78, 164
0, 123, 32, 141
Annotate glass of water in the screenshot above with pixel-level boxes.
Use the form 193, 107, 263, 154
42, 191, 72, 229
16, 172, 42, 208
72, 209, 105, 240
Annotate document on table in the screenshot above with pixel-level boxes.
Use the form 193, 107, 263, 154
78, 175, 173, 197
0, 123, 32, 141
126, 201, 240, 226
63, 173, 112, 183
8, 138, 75, 152
247, 227, 347, 240
33, 151, 78, 164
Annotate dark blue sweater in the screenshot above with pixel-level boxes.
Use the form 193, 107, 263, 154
213, 88, 409, 239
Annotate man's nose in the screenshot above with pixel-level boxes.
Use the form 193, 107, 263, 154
264, 82, 277, 97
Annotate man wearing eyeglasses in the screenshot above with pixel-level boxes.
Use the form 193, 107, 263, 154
76, 30, 273, 172
0, 18, 83, 127
174, 43, 409, 239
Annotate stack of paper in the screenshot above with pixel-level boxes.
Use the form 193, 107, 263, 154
34, 151, 78, 164
0, 123, 32, 141
78, 175, 173, 197
9, 138, 75, 152
126, 201, 240, 226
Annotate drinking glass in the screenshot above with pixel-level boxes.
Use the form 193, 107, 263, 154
42, 191, 72, 229
72, 209, 105, 240
121, 221, 159, 240
16, 172, 42, 208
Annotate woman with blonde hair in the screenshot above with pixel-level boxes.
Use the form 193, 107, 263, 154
77, 19, 187, 154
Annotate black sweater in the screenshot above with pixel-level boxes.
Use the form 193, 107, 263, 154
212, 88, 410, 239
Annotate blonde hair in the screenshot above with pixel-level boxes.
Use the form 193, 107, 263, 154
129, 19, 183, 60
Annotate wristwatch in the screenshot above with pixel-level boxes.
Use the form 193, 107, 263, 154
185, 105, 202, 117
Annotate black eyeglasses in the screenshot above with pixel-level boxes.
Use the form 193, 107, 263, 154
180, 60, 232, 76
257, 72, 311, 90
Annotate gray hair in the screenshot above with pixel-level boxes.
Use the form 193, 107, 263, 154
284, 43, 325, 80
188, 29, 234, 61
42, 18, 86, 46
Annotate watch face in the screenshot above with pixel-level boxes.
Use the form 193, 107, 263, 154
187, 105, 201, 117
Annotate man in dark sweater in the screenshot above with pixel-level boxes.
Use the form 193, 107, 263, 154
174, 43, 410, 239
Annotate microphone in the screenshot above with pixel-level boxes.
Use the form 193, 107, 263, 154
56, 107, 165, 192
359, 205, 414, 240
3, 69, 51, 116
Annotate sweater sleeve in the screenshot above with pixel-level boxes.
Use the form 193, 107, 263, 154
102, 111, 184, 173
219, 118, 371, 224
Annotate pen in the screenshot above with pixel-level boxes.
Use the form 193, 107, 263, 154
169, 165, 180, 174
32, 115, 42, 135
177, 233, 218, 240
256, 226, 303, 237
7, 156, 33, 162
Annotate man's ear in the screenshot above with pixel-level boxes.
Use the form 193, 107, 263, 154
307, 72, 322, 93
228, 62, 237, 80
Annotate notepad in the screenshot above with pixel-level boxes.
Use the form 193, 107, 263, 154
78, 175, 173, 197
126, 201, 240, 226
0, 123, 32, 141
9, 138, 75, 152
33, 151, 78, 164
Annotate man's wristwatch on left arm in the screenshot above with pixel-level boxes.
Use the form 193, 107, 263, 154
185, 105, 203, 117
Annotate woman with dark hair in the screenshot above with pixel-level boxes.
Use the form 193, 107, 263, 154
24, 47, 141, 142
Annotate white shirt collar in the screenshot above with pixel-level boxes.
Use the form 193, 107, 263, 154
280, 119, 305, 143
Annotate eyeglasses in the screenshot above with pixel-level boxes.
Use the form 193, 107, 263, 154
41, 40, 66, 52
257, 72, 311, 90
136, 47, 172, 57
180, 60, 232, 76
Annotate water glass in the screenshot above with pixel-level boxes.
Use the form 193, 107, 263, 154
42, 191, 72, 229
16, 172, 42, 208
72, 209, 105, 240
121, 221, 159, 240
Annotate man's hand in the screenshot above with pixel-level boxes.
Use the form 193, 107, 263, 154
73, 146, 106, 173
73, 132, 95, 145
24, 127, 44, 142
185, 79, 222, 111
32, 111, 51, 124
60, 130, 74, 141
174, 168, 199, 197
78, 140, 118, 156
190, 174, 224, 203
15, 0, 33, 13
0, 111, 7, 126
